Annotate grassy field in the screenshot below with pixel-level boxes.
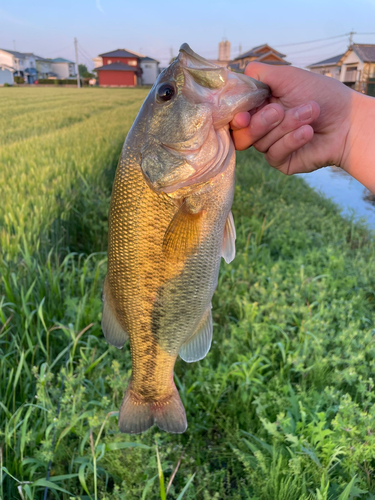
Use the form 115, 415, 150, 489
1, 87, 375, 500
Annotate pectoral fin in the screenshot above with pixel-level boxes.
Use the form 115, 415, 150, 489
102, 278, 129, 349
179, 305, 213, 363
163, 202, 204, 258
221, 211, 236, 263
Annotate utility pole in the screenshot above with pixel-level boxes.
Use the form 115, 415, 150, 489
348, 30, 356, 47
74, 37, 81, 88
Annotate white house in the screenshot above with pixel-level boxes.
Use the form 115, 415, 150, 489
140, 56, 159, 85
51, 58, 76, 79
0, 49, 38, 83
307, 44, 375, 94
0, 64, 14, 85
338, 44, 375, 92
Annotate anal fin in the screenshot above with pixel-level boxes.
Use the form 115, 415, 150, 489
179, 305, 213, 363
102, 278, 129, 349
222, 210, 236, 263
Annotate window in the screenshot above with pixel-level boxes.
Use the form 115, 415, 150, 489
144, 64, 151, 68
128, 60, 137, 66
107, 59, 112, 64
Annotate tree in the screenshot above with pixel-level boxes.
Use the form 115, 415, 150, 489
78, 64, 93, 78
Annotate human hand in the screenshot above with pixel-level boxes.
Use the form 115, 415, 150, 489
230, 62, 354, 175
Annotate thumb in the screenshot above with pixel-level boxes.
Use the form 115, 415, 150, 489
244, 62, 292, 96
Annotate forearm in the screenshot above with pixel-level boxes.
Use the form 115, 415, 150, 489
343, 92, 375, 193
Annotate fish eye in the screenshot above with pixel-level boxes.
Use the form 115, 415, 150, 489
157, 83, 176, 102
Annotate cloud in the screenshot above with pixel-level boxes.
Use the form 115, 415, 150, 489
96, 0, 104, 13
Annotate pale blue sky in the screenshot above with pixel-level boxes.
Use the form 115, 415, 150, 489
1, 0, 375, 69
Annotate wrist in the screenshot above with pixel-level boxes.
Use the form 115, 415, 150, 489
341, 91, 375, 192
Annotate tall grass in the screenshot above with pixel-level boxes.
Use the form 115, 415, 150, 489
2, 88, 375, 499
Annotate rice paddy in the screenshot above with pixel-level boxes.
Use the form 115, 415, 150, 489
1, 87, 375, 499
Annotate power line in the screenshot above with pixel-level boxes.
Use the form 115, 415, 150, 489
78, 42, 94, 60
287, 39, 348, 56
275, 33, 349, 48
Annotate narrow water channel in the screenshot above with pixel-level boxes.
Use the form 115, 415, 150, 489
297, 166, 375, 230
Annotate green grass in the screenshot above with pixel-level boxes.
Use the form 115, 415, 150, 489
2, 87, 375, 499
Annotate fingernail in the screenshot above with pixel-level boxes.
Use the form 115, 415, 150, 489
294, 127, 306, 141
261, 107, 279, 126
296, 104, 312, 121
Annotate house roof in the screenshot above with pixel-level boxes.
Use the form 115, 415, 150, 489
141, 56, 160, 63
52, 57, 74, 63
98, 49, 140, 58
307, 54, 345, 68
95, 62, 139, 72
35, 56, 52, 62
350, 44, 375, 62
0, 49, 35, 58
256, 51, 291, 65
234, 44, 286, 60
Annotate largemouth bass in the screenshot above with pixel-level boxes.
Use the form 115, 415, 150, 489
102, 44, 269, 434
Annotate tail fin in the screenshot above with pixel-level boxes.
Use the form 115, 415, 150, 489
118, 382, 187, 434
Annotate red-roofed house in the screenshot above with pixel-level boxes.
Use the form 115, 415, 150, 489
95, 49, 142, 87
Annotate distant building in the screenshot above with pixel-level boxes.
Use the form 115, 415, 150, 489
94, 49, 159, 86
338, 44, 375, 93
140, 56, 159, 85
95, 49, 142, 87
219, 39, 231, 61
307, 44, 375, 95
208, 39, 231, 68
306, 54, 344, 80
0, 64, 14, 85
51, 58, 76, 79
0, 49, 38, 83
35, 57, 54, 79
229, 44, 291, 72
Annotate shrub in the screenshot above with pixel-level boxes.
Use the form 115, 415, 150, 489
14, 76, 24, 84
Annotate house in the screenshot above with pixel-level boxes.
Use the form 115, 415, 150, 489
140, 56, 159, 85
0, 49, 38, 83
94, 49, 160, 86
338, 44, 375, 93
306, 54, 344, 80
229, 44, 291, 72
0, 64, 14, 85
35, 57, 54, 79
51, 58, 76, 79
95, 49, 142, 87
307, 44, 375, 95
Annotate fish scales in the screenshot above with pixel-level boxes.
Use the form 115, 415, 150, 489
102, 43, 270, 434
